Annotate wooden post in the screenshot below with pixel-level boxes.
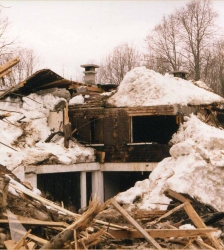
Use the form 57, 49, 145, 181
80, 172, 87, 208
63, 102, 71, 148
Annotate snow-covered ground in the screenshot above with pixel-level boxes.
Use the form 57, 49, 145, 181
0, 93, 95, 172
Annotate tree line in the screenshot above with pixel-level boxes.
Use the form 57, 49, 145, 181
1, 0, 224, 96
98, 0, 224, 97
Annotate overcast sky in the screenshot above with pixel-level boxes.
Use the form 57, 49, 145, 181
2, 1, 224, 81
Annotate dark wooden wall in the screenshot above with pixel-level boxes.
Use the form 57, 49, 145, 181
69, 106, 174, 163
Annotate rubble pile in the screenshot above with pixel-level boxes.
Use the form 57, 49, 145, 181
0, 166, 223, 249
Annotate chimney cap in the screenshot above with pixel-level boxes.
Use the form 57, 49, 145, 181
80, 64, 99, 69
170, 70, 189, 74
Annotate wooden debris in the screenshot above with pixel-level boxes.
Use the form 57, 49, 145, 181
40, 198, 110, 249
12, 229, 32, 250
9, 183, 127, 230
0, 57, 20, 76
110, 198, 163, 249
166, 189, 222, 250
133, 210, 166, 220
147, 202, 186, 227
108, 227, 218, 239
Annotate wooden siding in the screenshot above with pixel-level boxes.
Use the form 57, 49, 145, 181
69, 106, 174, 163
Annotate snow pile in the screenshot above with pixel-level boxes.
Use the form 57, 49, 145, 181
108, 67, 224, 107
69, 94, 85, 105
0, 93, 95, 171
116, 114, 224, 212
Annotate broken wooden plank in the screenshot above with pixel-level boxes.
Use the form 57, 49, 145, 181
194, 238, 217, 250
165, 189, 190, 203
0, 69, 12, 78
134, 210, 166, 219
108, 228, 218, 239
0, 218, 68, 227
146, 202, 186, 227
4, 240, 18, 250
13, 229, 31, 250
0, 57, 20, 75
110, 198, 163, 250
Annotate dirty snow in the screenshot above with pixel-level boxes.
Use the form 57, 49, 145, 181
108, 67, 224, 107
0, 93, 95, 173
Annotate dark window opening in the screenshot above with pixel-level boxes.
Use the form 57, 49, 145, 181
73, 117, 103, 144
90, 118, 103, 144
104, 171, 150, 201
37, 172, 81, 212
132, 115, 178, 144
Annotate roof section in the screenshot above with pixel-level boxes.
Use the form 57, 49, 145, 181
0, 69, 103, 99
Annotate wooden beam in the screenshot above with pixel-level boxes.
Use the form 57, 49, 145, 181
165, 189, 190, 203
0, 57, 20, 75
0, 218, 68, 227
0, 69, 11, 78
134, 210, 166, 219
108, 228, 218, 239
111, 198, 163, 249
147, 202, 186, 226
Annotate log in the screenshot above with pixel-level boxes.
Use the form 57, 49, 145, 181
41, 198, 109, 249
40, 229, 73, 249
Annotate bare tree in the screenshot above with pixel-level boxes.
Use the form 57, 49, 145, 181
145, 13, 183, 74
98, 43, 142, 84
0, 8, 15, 56
202, 40, 224, 96
145, 0, 218, 82
177, 0, 218, 80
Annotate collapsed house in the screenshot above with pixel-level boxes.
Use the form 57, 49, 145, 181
1, 59, 224, 248
1, 61, 224, 212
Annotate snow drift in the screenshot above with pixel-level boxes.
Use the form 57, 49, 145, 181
116, 114, 224, 212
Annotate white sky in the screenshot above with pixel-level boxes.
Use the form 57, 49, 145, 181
2, 1, 224, 81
